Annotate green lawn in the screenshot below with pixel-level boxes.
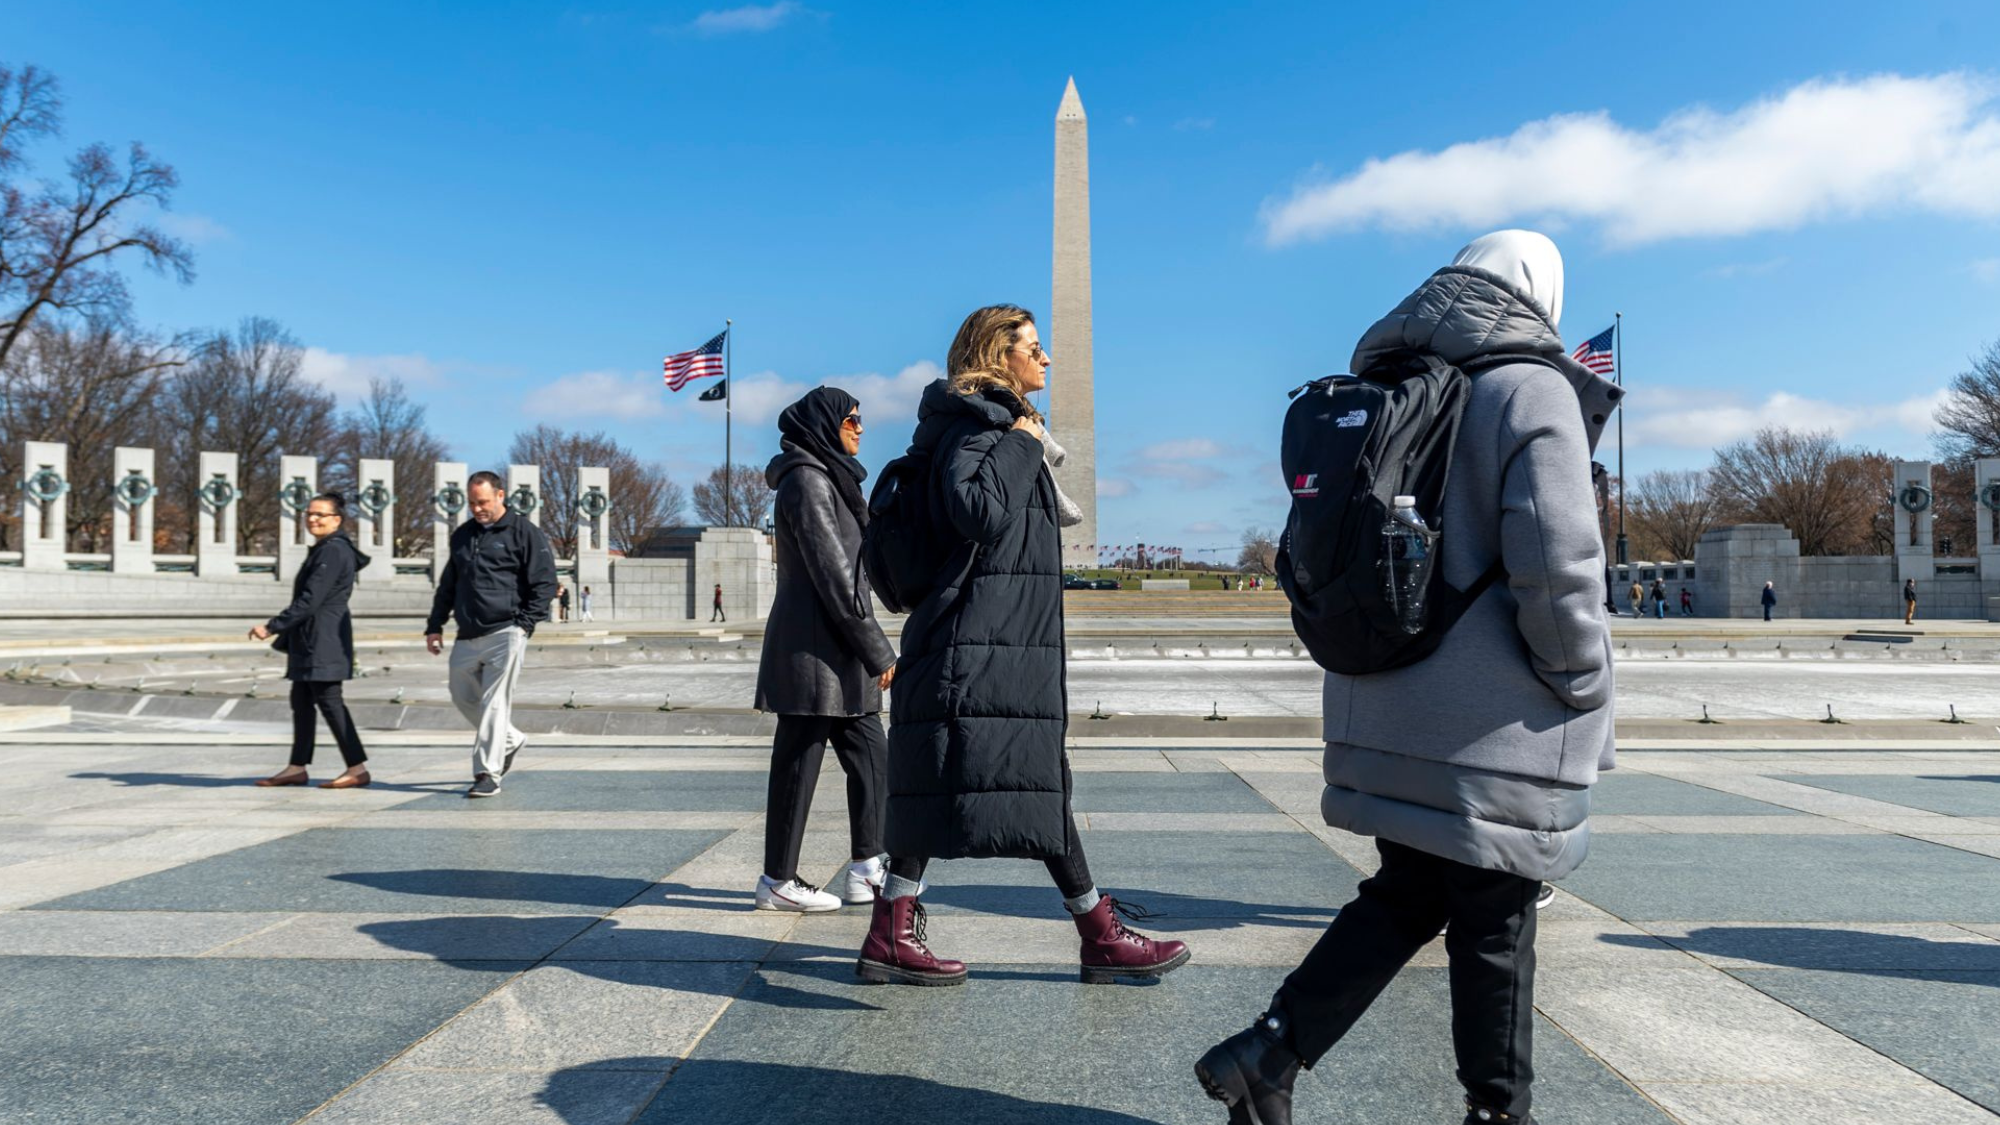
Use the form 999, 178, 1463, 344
1064, 568, 1269, 591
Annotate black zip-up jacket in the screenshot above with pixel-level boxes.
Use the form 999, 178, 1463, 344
424, 509, 558, 640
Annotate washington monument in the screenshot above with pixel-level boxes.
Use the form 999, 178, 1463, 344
1052, 77, 1097, 570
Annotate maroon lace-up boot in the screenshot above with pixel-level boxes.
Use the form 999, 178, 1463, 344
855, 895, 967, 986
1073, 896, 1191, 983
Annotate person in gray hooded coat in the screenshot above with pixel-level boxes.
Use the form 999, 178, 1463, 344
1197, 231, 1619, 1125
752, 386, 900, 914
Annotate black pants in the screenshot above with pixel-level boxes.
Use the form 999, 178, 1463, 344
288, 680, 368, 769
764, 714, 887, 881
887, 760, 1095, 900
712, 603, 726, 622
1276, 840, 1540, 1119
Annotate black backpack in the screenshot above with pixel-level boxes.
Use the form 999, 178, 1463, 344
1274, 351, 1533, 675
861, 447, 952, 614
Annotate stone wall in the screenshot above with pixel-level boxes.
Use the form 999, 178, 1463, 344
1689, 523, 1993, 619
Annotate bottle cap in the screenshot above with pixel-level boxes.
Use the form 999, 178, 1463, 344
1393, 495, 1417, 508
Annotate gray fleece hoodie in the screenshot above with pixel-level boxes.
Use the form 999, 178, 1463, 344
1319, 264, 1622, 881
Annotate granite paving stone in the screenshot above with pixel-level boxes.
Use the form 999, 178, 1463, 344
1636, 922, 2000, 971
1784, 773, 2000, 817
389, 769, 769, 812
0, 909, 293, 956
637, 962, 1670, 1125
311, 1069, 669, 1125
36, 827, 727, 914
1641, 1081, 2000, 1125
1589, 772, 1807, 816
1067, 771, 1280, 813
391, 960, 759, 1072
0, 956, 523, 1125
1733, 968, 2000, 1113
216, 912, 603, 959
1560, 834, 2000, 922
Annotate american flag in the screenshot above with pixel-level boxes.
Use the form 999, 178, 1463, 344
664, 331, 727, 392
1571, 326, 1616, 376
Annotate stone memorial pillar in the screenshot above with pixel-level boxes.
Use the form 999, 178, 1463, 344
1893, 460, 1934, 584
18, 440, 70, 571
1977, 459, 2000, 589
110, 446, 157, 575
575, 464, 611, 598
195, 451, 240, 577
354, 458, 396, 584
432, 460, 468, 583
507, 464, 542, 527
277, 455, 317, 582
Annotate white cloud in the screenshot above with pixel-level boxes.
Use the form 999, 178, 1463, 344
521, 369, 670, 419
1097, 478, 1137, 498
299, 348, 453, 402
1133, 461, 1231, 488
690, 1, 806, 34
1185, 520, 1228, 535
1133, 437, 1229, 460
675, 359, 943, 428
1263, 72, 2000, 246
1971, 257, 2000, 284
1624, 385, 1945, 451
1706, 257, 1788, 279
1173, 116, 1215, 132
152, 211, 231, 244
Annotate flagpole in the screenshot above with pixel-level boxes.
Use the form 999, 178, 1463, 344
732, 316, 740, 524
1614, 311, 1627, 567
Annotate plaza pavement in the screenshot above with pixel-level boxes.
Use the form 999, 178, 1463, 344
2, 736, 1998, 1123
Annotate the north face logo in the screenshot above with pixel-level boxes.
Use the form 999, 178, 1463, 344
1291, 473, 1319, 497
1336, 409, 1369, 428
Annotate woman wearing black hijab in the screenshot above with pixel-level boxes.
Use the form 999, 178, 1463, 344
751, 386, 899, 913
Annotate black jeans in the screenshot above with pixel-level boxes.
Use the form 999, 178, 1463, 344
887, 760, 1094, 900
764, 714, 887, 881
288, 680, 368, 769
1276, 839, 1540, 1119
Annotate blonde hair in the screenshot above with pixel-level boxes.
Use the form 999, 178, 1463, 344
946, 304, 1043, 422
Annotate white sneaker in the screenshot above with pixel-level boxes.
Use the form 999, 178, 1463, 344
756, 875, 841, 913
840, 856, 886, 905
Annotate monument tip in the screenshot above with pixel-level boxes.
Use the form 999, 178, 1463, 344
1057, 76, 1085, 122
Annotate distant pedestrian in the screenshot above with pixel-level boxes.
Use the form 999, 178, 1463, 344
251, 493, 371, 789
754, 386, 898, 913
579, 585, 594, 622
1651, 578, 1667, 619
557, 584, 570, 623
425, 471, 557, 799
712, 582, 726, 622
1762, 580, 1777, 622
1680, 587, 1693, 617
1628, 579, 1644, 618
1903, 578, 1917, 625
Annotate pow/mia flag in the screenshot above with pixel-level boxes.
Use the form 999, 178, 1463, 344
698, 380, 728, 402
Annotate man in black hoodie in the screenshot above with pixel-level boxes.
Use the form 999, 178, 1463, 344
425, 471, 557, 798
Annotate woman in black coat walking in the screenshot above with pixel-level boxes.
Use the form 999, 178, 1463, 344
752, 386, 899, 913
250, 493, 372, 788
857, 304, 1189, 987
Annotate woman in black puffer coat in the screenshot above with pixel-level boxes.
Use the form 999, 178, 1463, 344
856, 304, 1190, 988
249, 493, 372, 789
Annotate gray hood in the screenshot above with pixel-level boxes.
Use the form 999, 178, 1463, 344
1351, 265, 1622, 454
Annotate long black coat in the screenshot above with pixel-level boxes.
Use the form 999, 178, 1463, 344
754, 447, 896, 716
268, 533, 370, 682
886, 380, 1069, 860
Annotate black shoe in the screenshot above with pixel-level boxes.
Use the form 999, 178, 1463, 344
466, 774, 501, 799
1194, 1012, 1300, 1125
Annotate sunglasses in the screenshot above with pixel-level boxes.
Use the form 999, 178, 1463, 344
842, 414, 863, 430
1020, 342, 1048, 361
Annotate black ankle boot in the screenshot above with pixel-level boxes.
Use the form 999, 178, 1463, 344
1194, 1010, 1300, 1125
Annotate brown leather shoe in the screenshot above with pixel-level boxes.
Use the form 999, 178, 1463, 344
318, 771, 371, 789
254, 770, 309, 787
856, 895, 967, 986
1074, 895, 1190, 984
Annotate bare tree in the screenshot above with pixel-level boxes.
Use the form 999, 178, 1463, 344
160, 318, 339, 553
0, 320, 183, 549
691, 463, 771, 529
508, 425, 687, 555
0, 62, 194, 371
1625, 469, 1722, 561
1710, 427, 1886, 557
1933, 340, 2000, 461
1237, 526, 1279, 574
325, 378, 450, 557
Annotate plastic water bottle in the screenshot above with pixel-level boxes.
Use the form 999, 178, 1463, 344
1382, 494, 1434, 635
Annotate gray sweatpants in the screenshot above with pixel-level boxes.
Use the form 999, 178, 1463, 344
449, 627, 528, 779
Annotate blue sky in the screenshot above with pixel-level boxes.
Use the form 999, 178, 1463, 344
13, 2, 2000, 555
